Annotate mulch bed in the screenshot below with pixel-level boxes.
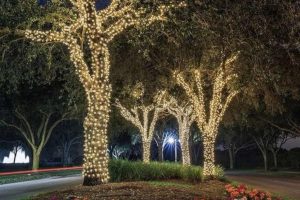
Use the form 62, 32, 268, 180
31, 180, 227, 200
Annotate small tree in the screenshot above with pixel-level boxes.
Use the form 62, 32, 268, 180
174, 53, 240, 176
115, 91, 167, 163
220, 127, 254, 170
166, 96, 196, 165
1, 110, 70, 169
267, 128, 289, 169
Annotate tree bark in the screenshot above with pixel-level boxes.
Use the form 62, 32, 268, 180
142, 139, 151, 163
272, 151, 278, 169
203, 136, 216, 177
262, 151, 268, 172
83, 87, 110, 186
32, 149, 41, 170
158, 141, 163, 162
181, 136, 191, 165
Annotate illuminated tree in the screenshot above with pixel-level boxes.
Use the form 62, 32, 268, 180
174, 53, 239, 176
18, 0, 184, 185
115, 91, 167, 163
166, 96, 195, 165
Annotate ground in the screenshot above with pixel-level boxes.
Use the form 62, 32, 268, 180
30, 180, 227, 200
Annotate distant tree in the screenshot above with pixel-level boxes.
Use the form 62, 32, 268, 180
0, 109, 71, 170
166, 95, 196, 165
53, 122, 83, 166
115, 90, 167, 163
219, 126, 254, 170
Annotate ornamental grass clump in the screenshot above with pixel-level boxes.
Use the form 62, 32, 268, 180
108, 160, 222, 182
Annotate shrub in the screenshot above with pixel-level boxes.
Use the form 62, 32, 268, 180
108, 160, 224, 182
225, 184, 282, 200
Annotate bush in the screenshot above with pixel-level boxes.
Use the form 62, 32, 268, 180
109, 160, 224, 182
225, 184, 282, 200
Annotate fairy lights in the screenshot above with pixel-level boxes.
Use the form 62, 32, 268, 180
166, 95, 196, 165
23, 0, 184, 185
174, 53, 240, 176
115, 91, 167, 163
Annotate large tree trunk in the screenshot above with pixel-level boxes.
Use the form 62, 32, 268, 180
142, 139, 151, 163
181, 137, 191, 165
158, 141, 163, 162
32, 149, 41, 170
203, 135, 216, 177
83, 86, 110, 186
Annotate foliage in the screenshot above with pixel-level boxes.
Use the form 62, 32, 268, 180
225, 184, 282, 200
108, 159, 224, 182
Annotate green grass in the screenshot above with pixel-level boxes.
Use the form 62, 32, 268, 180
0, 170, 81, 185
109, 160, 224, 182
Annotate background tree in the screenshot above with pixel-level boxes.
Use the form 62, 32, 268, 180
0, 87, 73, 170
219, 126, 254, 170
115, 90, 167, 163
166, 95, 196, 165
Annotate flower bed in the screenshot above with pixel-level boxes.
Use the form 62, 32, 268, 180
225, 184, 282, 200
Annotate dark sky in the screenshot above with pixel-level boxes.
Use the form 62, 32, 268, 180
283, 137, 300, 150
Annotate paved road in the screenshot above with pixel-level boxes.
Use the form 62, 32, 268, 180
226, 171, 300, 200
0, 175, 83, 200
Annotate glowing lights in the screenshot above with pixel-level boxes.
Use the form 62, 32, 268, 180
166, 95, 196, 165
174, 53, 240, 176
167, 137, 175, 144
116, 90, 167, 163
23, 1, 184, 185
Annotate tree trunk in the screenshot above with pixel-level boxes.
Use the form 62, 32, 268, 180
262, 151, 268, 172
203, 136, 216, 177
32, 149, 40, 170
83, 86, 110, 186
158, 142, 163, 162
181, 136, 191, 165
13, 152, 17, 164
228, 148, 234, 170
142, 139, 151, 163
272, 151, 278, 169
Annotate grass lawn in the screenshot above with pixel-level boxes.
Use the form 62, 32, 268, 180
0, 170, 81, 185
29, 180, 227, 200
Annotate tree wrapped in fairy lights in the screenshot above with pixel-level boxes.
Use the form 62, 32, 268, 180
22, 0, 185, 185
166, 95, 196, 165
174, 53, 240, 177
115, 91, 167, 163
